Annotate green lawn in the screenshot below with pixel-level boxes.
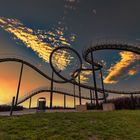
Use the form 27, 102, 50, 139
0, 110, 140, 140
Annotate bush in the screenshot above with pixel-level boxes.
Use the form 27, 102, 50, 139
0, 105, 23, 112
86, 103, 102, 110
105, 96, 140, 110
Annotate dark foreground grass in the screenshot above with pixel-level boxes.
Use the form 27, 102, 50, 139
0, 110, 140, 140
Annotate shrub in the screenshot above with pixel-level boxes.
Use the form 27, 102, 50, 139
105, 96, 140, 109
0, 105, 23, 112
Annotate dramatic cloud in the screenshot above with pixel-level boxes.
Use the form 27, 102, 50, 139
128, 69, 138, 76
79, 51, 140, 85
79, 70, 92, 83
0, 17, 74, 70
1, 17, 139, 84
104, 51, 140, 84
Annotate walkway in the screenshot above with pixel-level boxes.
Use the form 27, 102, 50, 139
0, 109, 76, 116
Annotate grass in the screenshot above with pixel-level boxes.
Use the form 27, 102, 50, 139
0, 110, 140, 140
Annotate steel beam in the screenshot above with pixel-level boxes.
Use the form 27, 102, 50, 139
10, 96, 15, 116
29, 97, 32, 109
90, 89, 93, 104
50, 71, 54, 109
100, 69, 106, 103
64, 94, 66, 109
91, 52, 99, 108
73, 84, 76, 108
15, 63, 24, 106
78, 74, 82, 105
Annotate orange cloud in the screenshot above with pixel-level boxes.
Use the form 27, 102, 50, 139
0, 17, 77, 106
128, 69, 137, 76
79, 70, 92, 83
104, 51, 140, 84
0, 17, 72, 70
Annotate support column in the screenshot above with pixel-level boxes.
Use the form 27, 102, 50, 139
15, 63, 24, 106
100, 69, 106, 103
78, 74, 82, 105
64, 94, 66, 109
91, 52, 99, 108
73, 84, 76, 108
90, 89, 93, 104
93, 90, 96, 105
50, 71, 54, 109
10, 96, 15, 116
29, 97, 32, 109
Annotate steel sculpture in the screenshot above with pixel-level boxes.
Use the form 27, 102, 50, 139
1, 41, 140, 109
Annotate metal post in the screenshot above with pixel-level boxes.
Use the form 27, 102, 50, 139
29, 97, 32, 109
90, 89, 93, 104
92, 90, 94, 104
10, 96, 15, 116
50, 71, 54, 109
100, 69, 106, 103
73, 84, 76, 108
64, 94, 66, 109
15, 63, 24, 106
91, 52, 99, 108
78, 74, 82, 105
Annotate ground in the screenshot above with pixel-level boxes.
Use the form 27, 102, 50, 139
0, 110, 140, 140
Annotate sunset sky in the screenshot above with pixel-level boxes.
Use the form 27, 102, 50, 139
1, 0, 140, 107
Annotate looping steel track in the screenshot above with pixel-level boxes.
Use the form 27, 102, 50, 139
0, 57, 66, 83
82, 43, 140, 95
17, 86, 105, 105
0, 56, 105, 104
1, 42, 140, 106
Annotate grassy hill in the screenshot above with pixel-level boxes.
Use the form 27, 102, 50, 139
0, 110, 140, 140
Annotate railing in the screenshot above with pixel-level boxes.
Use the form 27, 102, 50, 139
16, 86, 92, 105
